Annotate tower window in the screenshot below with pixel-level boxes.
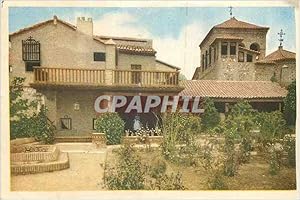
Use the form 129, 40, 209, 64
209, 47, 212, 64
202, 54, 205, 70
221, 42, 228, 55
246, 54, 253, 62
205, 51, 208, 69
238, 51, 244, 62
250, 43, 260, 52
230, 43, 236, 55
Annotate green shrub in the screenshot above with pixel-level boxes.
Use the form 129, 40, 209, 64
105, 145, 146, 190
210, 171, 228, 190
283, 135, 296, 167
151, 172, 185, 190
269, 145, 281, 175
10, 77, 55, 144
95, 113, 125, 145
255, 111, 286, 146
284, 80, 296, 126
31, 106, 55, 144
150, 158, 167, 178
201, 98, 220, 130
161, 112, 201, 163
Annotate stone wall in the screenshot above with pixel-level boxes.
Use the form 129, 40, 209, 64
10, 22, 107, 86
197, 28, 268, 80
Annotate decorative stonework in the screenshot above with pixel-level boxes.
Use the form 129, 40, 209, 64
10, 138, 70, 175
11, 145, 59, 163
91, 133, 107, 148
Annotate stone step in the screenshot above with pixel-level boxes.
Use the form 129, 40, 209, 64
54, 136, 92, 143
11, 152, 70, 175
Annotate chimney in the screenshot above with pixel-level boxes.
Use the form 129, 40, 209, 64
76, 17, 93, 36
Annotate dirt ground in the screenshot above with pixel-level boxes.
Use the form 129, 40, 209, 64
11, 152, 106, 191
10, 145, 296, 191
106, 148, 296, 190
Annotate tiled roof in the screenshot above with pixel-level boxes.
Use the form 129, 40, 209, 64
116, 44, 156, 55
257, 47, 296, 64
179, 80, 287, 99
200, 17, 269, 47
210, 36, 243, 45
215, 17, 269, 30
10, 16, 76, 37
267, 47, 296, 60
96, 35, 149, 43
9, 16, 156, 55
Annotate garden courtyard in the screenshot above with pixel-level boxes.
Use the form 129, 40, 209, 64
10, 78, 296, 191
11, 139, 296, 191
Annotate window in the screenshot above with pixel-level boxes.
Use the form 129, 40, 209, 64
209, 47, 212, 65
131, 64, 142, 84
201, 54, 205, 71
25, 61, 40, 72
238, 51, 244, 62
93, 118, 97, 130
213, 47, 217, 62
22, 36, 40, 61
205, 51, 208, 69
60, 115, 72, 130
246, 54, 253, 62
230, 43, 236, 55
221, 42, 228, 55
250, 43, 260, 52
94, 52, 106, 61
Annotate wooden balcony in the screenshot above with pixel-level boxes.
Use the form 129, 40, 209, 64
112, 69, 179, 87
32, 67, 181, 91
33, 67, 105, 85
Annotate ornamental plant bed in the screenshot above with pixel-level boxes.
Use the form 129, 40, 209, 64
122, 136, 163, 145
104, 148, 296, 190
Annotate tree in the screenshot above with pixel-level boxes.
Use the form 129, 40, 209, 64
284, 80, 296, 126
179, 73, 187, 81
10, 77, 54, 143
201, 98, 220, 131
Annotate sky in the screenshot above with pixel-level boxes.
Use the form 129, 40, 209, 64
9, 7, 296, 79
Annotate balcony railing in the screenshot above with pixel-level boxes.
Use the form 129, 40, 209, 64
34, 67, 105, 85
33, 67, 180, 87
112, 69, 179, 87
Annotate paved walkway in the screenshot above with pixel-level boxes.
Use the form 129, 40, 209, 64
11, 143, 106, 191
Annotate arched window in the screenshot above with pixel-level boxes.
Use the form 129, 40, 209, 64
250, 43, 260, 52
239, 43, 245, 47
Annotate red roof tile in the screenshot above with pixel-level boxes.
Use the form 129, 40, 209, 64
117, 44, 156, 55
259, 47, 296, 62
179, 80, 287, 99
215, 17, 269, 30
200, 17, 269, 47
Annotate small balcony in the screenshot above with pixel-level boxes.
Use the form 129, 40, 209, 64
31, 67, 182, 92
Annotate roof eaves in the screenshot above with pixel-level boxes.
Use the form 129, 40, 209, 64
10, 18, 77, 38
156, 59, 181, 70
